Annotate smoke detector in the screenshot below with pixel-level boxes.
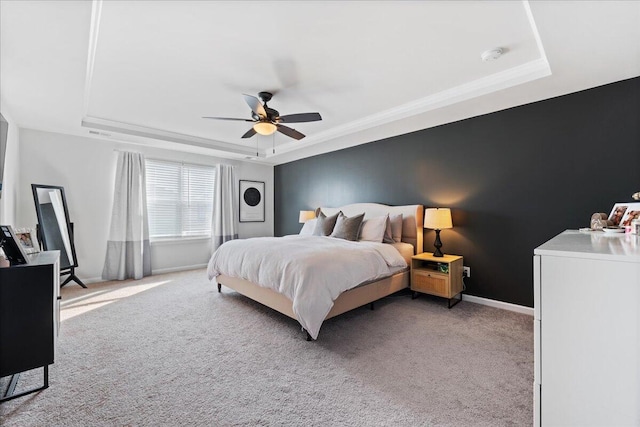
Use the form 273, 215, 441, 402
481, 48, 503, 62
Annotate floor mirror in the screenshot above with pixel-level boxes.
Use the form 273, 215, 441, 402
31, 184, 86, 288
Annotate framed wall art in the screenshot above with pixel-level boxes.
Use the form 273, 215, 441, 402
239, 180, 265, 222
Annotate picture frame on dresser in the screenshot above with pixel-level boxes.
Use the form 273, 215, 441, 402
608, 203, 629, 226
0, 225, 30, 265
14, 227, 39, 254
619, 203, 640, 227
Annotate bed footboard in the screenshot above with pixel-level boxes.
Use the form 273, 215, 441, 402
215, 270, 409, 339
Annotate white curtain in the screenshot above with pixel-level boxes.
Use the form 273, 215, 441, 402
212, 164, 238, 251
102, 151, 151, 280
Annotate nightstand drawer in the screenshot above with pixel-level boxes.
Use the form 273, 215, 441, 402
412, 270, 449, 297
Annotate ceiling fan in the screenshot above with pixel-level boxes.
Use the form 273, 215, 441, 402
203, 91, 322, 140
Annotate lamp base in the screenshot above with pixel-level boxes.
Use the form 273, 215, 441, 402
433, 229, 444, 257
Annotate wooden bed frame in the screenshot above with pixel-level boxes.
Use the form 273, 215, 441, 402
216, 203, 423, 340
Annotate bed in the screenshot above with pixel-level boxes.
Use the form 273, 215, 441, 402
208, 203, 423, 340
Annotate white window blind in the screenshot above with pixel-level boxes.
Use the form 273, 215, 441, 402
145, 159, 216, 239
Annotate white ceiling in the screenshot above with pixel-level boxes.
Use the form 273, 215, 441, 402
1, 1, 639, 164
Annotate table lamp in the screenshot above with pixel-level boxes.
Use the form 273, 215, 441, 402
424, 208, 453, 257
299, 210, 316, 223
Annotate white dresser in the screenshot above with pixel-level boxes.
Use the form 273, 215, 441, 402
533, 230, 640, 426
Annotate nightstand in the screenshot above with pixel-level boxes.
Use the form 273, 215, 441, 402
411, 252, 463, 308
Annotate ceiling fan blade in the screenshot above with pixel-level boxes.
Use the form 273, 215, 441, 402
277, 112, 322, 123
242, 94, 267, 119
276, 124, 305, 140
241, 128, 257, 139
202, 116, 254, 122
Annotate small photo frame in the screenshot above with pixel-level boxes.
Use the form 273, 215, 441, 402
14, 227, 40, 254
608, 203, 629, 226
619, 203, 640, 227
239, 180, 265, 222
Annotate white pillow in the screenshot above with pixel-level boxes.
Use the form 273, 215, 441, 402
359, 215, 388, 242
299, 219, 317, 236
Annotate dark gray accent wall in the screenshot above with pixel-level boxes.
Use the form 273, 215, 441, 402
274, 77, 640, 307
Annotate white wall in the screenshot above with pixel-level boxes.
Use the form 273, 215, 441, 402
17, 128, 274, 282
0, 102, 20, 225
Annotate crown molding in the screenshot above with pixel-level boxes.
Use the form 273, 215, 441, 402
270, 57, 551, 158
81, 116, 262, 158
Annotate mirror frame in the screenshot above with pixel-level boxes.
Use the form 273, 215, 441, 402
31, 184, 78, 270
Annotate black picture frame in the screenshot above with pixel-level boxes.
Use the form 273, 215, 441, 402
239, 180, 265, 222
0, 225, 30, 265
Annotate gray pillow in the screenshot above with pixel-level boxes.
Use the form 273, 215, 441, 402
383, 213, 403, 243
390, 214, 403, 242
331, 212, 365, 241
312, 211, 340, 236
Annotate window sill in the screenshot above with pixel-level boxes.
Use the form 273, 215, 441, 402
150, 236, 211, 246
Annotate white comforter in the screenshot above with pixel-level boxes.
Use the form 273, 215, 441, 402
207, 235, 407, 339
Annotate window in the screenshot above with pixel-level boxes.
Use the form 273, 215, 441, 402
145, 159, 215, 239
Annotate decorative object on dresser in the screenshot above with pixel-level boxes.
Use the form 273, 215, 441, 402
0, 251, 60, 402
239, 180, 265, 222
589, 212, 610, 230
32, 184, 85, 288
423, 207, 453, 257
533, 230, 640, 426
410, 252, 464, 308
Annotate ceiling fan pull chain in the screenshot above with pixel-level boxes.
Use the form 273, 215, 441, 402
272, 133, 275, 154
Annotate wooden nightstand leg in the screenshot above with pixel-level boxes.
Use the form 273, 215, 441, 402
411, 291, 419, 300
448, 292, 463, 309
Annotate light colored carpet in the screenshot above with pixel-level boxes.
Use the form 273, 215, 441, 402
0, 269, 533, 426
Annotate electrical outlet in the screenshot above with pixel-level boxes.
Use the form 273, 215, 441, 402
463, 266, 471, 278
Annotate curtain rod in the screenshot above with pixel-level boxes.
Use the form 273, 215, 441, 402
113, 149, 235, 169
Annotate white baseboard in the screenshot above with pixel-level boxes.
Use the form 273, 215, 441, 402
77, 264, 208, 285
151, 264, 208, 275
462, 294, 534, 316
78, 267, 533, 317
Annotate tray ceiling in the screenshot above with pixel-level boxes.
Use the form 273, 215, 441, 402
1, 1, 639, 163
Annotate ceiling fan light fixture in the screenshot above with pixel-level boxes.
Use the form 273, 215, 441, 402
253, 121, 277, 136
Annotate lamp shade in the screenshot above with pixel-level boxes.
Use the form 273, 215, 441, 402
424, 208, 453, 230
253, 122, 277, 136
299, 210, 316, 223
